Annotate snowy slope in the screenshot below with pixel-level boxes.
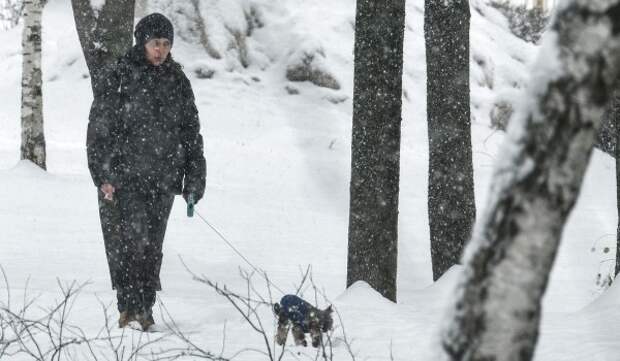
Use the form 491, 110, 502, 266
0, 0, 619, 360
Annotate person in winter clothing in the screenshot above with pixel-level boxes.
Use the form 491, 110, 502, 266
86, 13, 206, 331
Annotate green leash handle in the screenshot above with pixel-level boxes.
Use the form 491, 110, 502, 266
187, 194, 195, 218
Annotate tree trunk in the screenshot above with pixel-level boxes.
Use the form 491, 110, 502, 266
21, 0, 46, 170
425, 0, 475, 281
346, 0, 405, 303
71, 0, 135, 92
440, 1, 620, 360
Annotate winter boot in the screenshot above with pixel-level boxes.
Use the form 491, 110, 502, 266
118, 311, 134, 328
135, 312, 155, 331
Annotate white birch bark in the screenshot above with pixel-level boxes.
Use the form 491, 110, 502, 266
439, 0, 620, 360
20, 0, 46, 170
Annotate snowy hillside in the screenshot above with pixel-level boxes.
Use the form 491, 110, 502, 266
1, 0, 619, 360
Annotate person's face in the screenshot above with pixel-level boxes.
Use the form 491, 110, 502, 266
145, 38, 171, 66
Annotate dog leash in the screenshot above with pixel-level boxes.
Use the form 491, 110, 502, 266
192, 207, 287, 296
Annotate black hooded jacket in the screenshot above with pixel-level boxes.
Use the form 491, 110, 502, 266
87, 45, 206, 200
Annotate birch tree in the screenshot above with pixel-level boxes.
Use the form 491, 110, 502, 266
440, 1, 620, 360
71, 0, 135, 92
347, 0, 406, 303
21, 0, 46, 170
425, 0, 475, 281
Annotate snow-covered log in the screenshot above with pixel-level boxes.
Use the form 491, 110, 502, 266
440, 1, 620, 360
286, 46, 340, 90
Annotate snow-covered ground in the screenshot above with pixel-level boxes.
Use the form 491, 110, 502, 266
1, 0, 619, 360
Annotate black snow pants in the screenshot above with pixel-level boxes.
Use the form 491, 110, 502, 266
98, 189, 174, 314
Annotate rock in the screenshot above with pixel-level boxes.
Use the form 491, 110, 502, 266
285, 85, 300, 95
286, 51, 340, 90
194, 66, 215, 79
489, 100, 513, 130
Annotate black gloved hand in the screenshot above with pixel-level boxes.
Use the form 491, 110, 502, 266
185, 193, 195, 218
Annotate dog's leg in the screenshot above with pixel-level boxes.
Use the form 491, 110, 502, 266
276, 315, 289, 346
276, 324, 288, 346
310, 326, 322, 347
292, 325, 307, 347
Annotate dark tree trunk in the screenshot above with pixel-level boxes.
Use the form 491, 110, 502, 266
425, 0, 475, 281
595, 105, 617, 157
346, 0, 406, 303
440, 1, 620, 360
21, 0, 46, 170
71, 0, 135, 92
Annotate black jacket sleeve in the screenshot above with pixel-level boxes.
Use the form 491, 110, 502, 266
180, 75, 206, 202
86, 63, 123, 188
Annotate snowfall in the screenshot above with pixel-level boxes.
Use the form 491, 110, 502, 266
1, 0, 619, 360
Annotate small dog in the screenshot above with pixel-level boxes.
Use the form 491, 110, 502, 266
273, 294, 333, 347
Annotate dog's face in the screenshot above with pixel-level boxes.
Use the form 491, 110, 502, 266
319, 305, 333, 332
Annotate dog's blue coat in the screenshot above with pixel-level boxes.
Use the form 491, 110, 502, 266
279, 295, 311, 331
